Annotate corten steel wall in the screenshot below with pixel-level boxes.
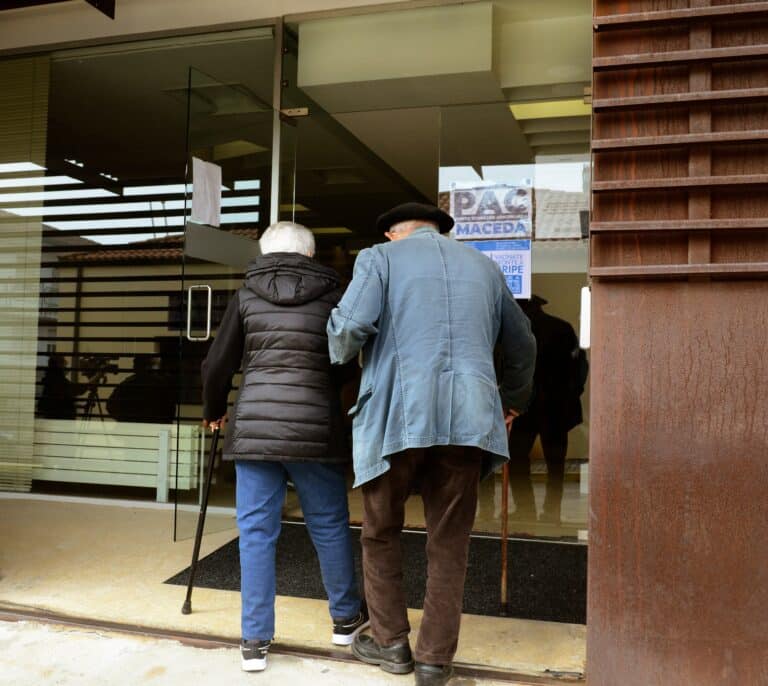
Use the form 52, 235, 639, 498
588, 1, 768, 684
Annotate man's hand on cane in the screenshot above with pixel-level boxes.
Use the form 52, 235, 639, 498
504, 408, 519, 432
202, 416, 227, 432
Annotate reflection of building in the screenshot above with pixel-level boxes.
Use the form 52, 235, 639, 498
50, 228, 260, 419
534, 188, 588, 240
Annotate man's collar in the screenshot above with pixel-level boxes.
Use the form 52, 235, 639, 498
404, 225, 440, 238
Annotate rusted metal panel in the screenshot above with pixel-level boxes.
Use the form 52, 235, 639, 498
593, 173, 768, 190
590, 261, 768, 277
591, 219, 768, 232
592, 129, 768, 149
588, 282, 768, 685
594, 1, 768, 28
594, 43, 768, 69
592, 86, 768, 110
589, 1, 768, 684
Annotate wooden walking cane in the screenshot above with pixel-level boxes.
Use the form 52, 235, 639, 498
181, 426, 220, 615
500, 461, 510, 616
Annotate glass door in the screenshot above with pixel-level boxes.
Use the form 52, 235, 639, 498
174, 52, 278, 539
277, 31, 444, 527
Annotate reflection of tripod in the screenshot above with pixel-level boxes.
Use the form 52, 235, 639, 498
79, 355, 119, 422
83, 377, 106, 422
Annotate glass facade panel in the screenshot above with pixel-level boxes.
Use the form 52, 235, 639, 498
440, 103, 590, 539
0, 30, 275, 516
0, 56, 50, 493
286, 0, 592, 542
0, 7, 591, 543
175, 52, 275, 539
23, 38, 195, 505
0, 1, 592, 650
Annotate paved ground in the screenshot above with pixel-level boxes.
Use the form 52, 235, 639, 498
0, 620, 525, 686
0, 498, 585, 677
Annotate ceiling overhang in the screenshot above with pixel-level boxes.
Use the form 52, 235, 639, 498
0, 0, 115, 19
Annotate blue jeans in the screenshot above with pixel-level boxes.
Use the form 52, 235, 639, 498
235, 460, 361, 641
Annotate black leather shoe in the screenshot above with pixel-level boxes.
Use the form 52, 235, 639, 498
351, 633, 414, 674
415, 661, 453, 685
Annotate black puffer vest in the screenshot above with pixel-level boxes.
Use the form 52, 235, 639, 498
223, 253, 346, 463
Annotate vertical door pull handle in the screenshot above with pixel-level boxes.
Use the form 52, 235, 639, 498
186, 285, 212, 342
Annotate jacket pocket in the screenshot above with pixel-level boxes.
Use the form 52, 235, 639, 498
348, 387, 373, 417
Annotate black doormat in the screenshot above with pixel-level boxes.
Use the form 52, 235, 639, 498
166, 523, 586, 624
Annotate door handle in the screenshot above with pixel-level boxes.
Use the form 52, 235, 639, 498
186, 285, 212, 342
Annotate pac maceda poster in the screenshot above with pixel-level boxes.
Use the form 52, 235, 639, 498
449, 185, 532, 240
449, 185, 533, 298
463, 239, 532, 300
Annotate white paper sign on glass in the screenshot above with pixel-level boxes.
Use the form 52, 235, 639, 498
464, 239, 532, 299
579, 286, 591, 350
191, 157, 222, 228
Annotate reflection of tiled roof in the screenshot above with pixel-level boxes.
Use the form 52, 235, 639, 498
534, 188, 588, 240
61, 228, 260, 264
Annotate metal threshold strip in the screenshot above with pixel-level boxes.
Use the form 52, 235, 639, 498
0, 606, 582, 684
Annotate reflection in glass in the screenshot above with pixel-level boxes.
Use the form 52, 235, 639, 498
0, 31, 274, 511
508, 295, 588, 525
439, 102, 590, 539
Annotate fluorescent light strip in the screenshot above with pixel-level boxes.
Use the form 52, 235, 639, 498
222, 195, 260, 208
124, 183, 231, 196
0, 189, 117, 204
234, 179, 261, 190
509, 99, 592, 120
123, 184, 188, 196
3, 195, 261, 217
44, 216, 186, 231
0, 162, 46, 174
8, 201, 154, 217
89, 232, 183, 246
0, 175, 83, 189
45, 210, 259, 231
220, 212, 259, 224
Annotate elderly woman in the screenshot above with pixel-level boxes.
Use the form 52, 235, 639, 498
201, 221, 367, 672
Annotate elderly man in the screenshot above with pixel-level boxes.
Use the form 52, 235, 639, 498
327, 202, 536, 686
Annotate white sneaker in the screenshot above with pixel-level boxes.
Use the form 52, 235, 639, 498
331, 606, 370, 646
241, 639, 270, 671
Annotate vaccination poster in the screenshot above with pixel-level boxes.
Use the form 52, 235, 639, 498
449, 185, 532, 240
464, 239, 532, 300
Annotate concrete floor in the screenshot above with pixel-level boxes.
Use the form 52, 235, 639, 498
0, 621, 531, 686
0, 496, 586, 679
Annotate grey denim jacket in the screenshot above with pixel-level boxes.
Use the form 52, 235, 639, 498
327, 227, 536, 487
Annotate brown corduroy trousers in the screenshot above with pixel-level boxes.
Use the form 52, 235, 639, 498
360, 446, 482, 665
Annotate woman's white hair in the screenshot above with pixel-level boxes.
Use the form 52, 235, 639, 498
259, 221, 316, 257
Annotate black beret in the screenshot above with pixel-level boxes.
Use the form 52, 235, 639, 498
376, 202, 455, 234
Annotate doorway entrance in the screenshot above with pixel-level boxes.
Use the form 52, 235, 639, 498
173, 5, 591, 630
0, 3, 591, 672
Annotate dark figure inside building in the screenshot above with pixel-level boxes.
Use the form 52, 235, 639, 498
107, 354, 177, 423
508, 295, 588, 525
36, 353, 91, 419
